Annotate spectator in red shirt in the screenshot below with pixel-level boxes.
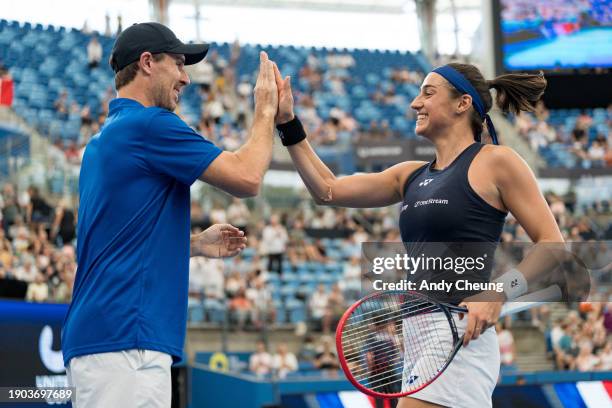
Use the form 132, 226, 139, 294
0, 64, 13, 107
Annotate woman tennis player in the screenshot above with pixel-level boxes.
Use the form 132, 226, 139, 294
271, 63, 563, 407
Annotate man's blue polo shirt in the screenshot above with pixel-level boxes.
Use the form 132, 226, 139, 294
62, 98, 222, 366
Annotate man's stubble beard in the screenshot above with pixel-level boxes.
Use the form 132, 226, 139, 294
149, 81, 175, 112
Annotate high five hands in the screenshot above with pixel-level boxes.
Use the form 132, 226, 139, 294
272, 63, 295, 125
255, 51, 296, 125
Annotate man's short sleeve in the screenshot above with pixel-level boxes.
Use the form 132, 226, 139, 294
145, 109, 222, 185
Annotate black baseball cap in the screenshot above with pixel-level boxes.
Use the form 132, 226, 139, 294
110, 22, 209, 73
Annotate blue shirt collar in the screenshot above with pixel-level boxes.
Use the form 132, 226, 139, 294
108, 98, 145, 115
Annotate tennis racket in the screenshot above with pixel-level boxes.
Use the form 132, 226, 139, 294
335, 285, 561, 399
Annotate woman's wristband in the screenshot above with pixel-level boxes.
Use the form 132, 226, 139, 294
276, 116, 306, 146
493, 268, 528, 300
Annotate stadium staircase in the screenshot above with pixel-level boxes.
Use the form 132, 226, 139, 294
490, 109, 544, 174
513, 325, 554, 371
512, 303, 570, 372
0, 106, 51, 187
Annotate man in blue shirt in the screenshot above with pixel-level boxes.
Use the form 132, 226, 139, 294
62, 22, 279, 407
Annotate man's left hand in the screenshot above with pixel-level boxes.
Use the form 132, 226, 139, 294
191, 224, 247, 258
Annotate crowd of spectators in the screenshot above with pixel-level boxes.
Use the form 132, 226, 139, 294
248, 336, 341, 378
19, 33, 605, 176
548, 303, 612, 371
502, 192, 610, 242
0, 183, 76, 303
248, 340, 299, 379
513, 101, 611, 168
0, 179, 609, 374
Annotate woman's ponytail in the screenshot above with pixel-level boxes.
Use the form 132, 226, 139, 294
487, 72, 547, 115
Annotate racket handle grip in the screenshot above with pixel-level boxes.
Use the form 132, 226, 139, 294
499, 284, 562, 317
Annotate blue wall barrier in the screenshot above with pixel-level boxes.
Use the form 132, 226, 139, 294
189, 365, 612, 408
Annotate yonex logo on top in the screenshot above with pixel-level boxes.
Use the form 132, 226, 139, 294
418, 179, 433, 187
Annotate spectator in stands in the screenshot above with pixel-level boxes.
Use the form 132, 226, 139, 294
11, 223, 29, 254
246, 277, 275, 329
226, 197, 250, 235
0, 63, 13, 107
603, 302, 612, 334
597, 340, 612, 370
55, 265, 74, 302
53, 90, 69, 119
87, 33, 103, 69
0, 238, 13, 270
249, 340, 273, 378
104, 13, 111, 36
528, 120, 556, 150
298, 335, 318, 363
314, 336, 340, 375
340, 255, 361, 300
261, 214, 288, 274
14, 257, 38, 283
272, 343, 298, 379
309, 284, 329, 332
549, 318, 564, 352
50, 199, 76, 246
588, 134, 608, 167
570, 128, 590, 163
304, 239, 328, 264
225, 270, 244, 299
26, 273, 49, 302
326, 283, 345, 331
191, 255, 224, 299
497, 320, 516, 369
185, 59, 215, 91
574, 343, 599, 371
1, 183, 20, 234
116, 14, 123, 35
229, 288, 252, 331
554, 322, 577, 369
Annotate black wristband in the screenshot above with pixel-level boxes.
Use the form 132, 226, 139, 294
276, 116, 306, 146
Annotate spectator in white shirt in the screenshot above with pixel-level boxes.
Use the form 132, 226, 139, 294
185, 60, 214, 91
310, 284, 329, 331
15, 257, 38, 282
26, 273, 49, 302
574, 343, 599, 371
261, 215, 288, 274
246, 278, 275, 329
339, 256, 361, 300
227, 198, 250, 233
597, 340, 612, 370
189, 256, 224, 299
273, 343, 298, 379
87, 34, 103, 69
249, 340, 273, 378
497, 321, 515, 367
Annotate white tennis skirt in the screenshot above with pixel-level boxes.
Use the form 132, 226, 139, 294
401, 312, 500, 408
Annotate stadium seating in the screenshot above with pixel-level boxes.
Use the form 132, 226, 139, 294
2, 18, 609, 170
0, 18, 427, 140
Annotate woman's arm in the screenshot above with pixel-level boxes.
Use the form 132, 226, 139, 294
461, 146, 566, 346
288, 139, 426, 208
273, 64, 425, 208
494, 145, 563, 243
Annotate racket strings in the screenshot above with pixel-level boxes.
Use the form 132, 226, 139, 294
340, 293, 456, 395
341, 299, 441, 339
341, 302, 441, 352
